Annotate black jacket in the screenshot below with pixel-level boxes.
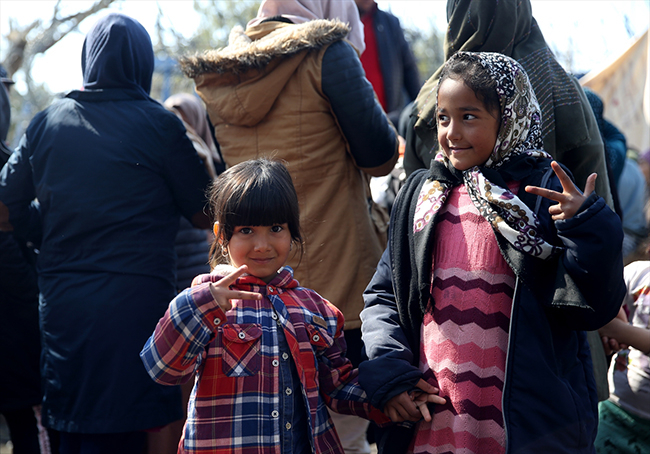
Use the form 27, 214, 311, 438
360, 156, 626, 453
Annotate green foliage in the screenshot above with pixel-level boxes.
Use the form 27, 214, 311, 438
404, 22, 445, 82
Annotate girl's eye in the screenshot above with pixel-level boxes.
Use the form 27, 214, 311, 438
239, 227, 253, 235
464, 113, 477, 120
270, 225, 284, 233
437, 114, 448, 123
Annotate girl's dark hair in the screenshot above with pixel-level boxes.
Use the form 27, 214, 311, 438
208, 158, 303, 268
438, 52, 500, 116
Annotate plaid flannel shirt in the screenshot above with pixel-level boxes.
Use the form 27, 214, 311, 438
141, 266, 388, 453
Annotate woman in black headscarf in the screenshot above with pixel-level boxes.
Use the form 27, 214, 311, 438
0, 13, 212, 453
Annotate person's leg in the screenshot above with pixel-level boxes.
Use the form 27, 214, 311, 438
147, 378, 192, 454
329, 328, 371, 454
2, 407, 41, 454
594, 400, 650, 454
58, 431, 147, 454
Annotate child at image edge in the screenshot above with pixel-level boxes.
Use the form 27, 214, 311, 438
140, 158, 443, 454
359, 52, 627, 454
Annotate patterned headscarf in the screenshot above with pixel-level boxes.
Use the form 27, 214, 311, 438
413, 52, 562, 260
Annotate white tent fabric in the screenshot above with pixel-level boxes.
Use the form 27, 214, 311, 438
581, 29, 649, 154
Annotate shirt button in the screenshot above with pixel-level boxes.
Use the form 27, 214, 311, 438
282, 353, 289, 360
312, 334, 320, 342
268, 286, 275, 293
214, 318, 221, 325
271, 313, 278, 320
285, 422, 292, 430
271, 410, 279, 418
238, 332, 246, 339
272, 360, 279, 367
285, 388, 292, 395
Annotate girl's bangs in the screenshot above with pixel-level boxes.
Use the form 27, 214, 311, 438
225, 181, 294, 227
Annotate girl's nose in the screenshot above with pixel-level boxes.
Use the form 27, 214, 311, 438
253, 235, 271, 251
447, 120, 461, 140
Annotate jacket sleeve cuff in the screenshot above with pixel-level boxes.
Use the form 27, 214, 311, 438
189, 283, 227, 331
359, 358, 422, 409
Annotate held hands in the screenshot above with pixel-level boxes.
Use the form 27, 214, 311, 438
525, 161, 597, 220
207, 265, 262, 312
383, 379, 446, 424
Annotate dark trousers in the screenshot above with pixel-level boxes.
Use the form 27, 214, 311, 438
2, 407, 41, 454
58, 431, 146, 454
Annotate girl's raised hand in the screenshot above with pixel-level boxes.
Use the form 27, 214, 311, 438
208, 265, 262, 312
525, 161, 597, 220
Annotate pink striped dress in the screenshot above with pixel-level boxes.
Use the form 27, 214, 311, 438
410, 183, 518, 454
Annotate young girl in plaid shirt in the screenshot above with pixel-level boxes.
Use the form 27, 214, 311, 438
141, 158, 443, 454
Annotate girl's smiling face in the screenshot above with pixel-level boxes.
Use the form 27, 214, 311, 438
437, 77, 500, 171
223, 223, 292, 283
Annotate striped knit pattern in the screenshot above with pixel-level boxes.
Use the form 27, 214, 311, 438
411, 184, 516, 454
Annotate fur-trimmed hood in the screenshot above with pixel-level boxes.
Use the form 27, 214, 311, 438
180, 19, 349, 78
183, 19, 350, 128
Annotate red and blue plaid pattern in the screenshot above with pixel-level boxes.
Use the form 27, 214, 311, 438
141, 266, 387, 453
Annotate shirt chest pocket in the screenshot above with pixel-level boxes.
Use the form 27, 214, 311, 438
219, 323, 262, 377
305, 321, 334, 355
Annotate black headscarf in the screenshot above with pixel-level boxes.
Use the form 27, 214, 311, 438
81, 13, 154, 96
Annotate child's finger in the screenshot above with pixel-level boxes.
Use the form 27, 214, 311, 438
226, 289, 262, 301
416, 400, 432, 422
385, 406, 404, 423
209, 283, 233, 311
550, 161, 576, 193
583, 173, 597, 197
425, 393, 446, 406
384, 403, 407, 423
218, 265, 250, 286
414, 378, 438, 395
209, 285, 262, 310
524, 184, 562, 202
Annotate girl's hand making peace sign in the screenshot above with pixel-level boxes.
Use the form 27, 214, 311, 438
525, 161, 597, 220
208, 265, 262, 312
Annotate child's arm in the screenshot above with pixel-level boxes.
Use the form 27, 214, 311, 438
312, 301, 440, 425
600, 306, 630, 355
524, 161, 597, 220
140, 266, 261, 385
599, 316, 650, 355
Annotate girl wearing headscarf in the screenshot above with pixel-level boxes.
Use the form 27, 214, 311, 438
181, 2, 398, 451
359, 52, 625, 454
403, 0, 613, 210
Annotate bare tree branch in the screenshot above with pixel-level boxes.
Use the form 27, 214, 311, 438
27, 0, 118, 56
1, 0, 119, 111
2, 0, 118, 77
